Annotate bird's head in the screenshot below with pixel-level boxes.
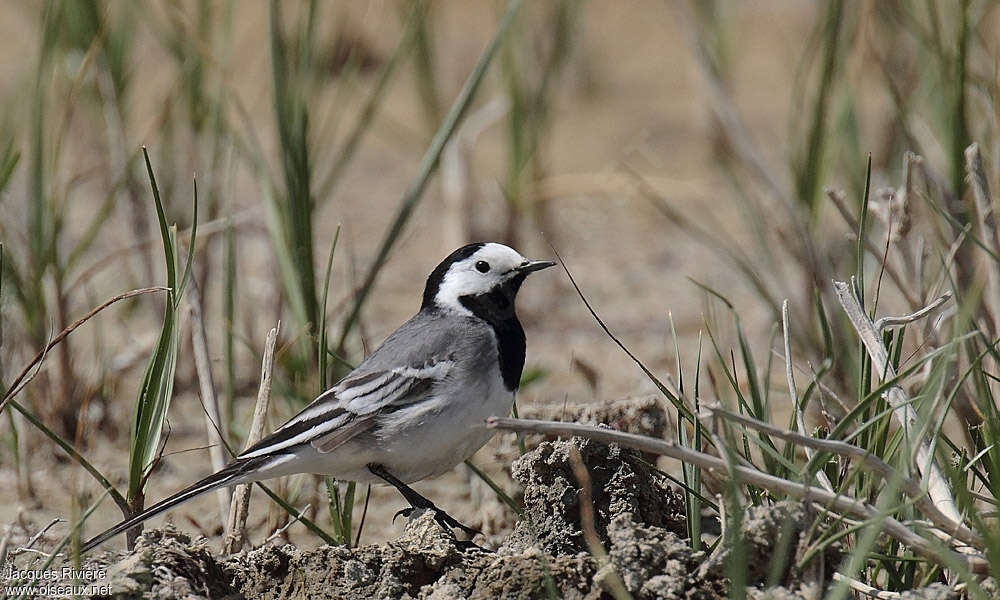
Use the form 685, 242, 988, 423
422, 242, 555, 314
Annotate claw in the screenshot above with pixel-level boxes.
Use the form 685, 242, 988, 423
455, 538, 490, 552
393, 507, 415, 523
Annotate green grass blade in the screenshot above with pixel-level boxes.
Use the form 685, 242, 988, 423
856, 154, 872, 303
127, 150, 191, 509
326, 478, 347, 544
950, 0, 970, 202
127, 249, 179, 503
340, 480, 356, 545
0, 135, 19, 193
142, 148, 178, 293
318, 225, 341, 390
175, 177, 199, 301
794, 0, 844, 213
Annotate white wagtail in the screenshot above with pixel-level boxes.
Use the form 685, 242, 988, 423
81, 242, 554, 552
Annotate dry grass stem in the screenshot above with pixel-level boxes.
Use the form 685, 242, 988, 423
20, 518, 63, 552
264, 503, 310, 545
441, 96, 509, 249
65, 210, 258, 296
0, 526, 10, 567
832, 279, 963, 526
873, 291, 952, 333
832, 572, 900, 599
186, 279, 231, 526
224, 322, 280, 554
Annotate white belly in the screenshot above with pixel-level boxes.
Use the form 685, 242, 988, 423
373, 371, 514, 483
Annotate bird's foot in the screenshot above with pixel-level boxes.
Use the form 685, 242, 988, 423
392, 506, 416, 523
368, 463, 483, 545
431, 507, 482, 539
393, 505, 482, 539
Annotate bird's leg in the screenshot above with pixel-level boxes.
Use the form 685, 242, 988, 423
367, 463, 481, 538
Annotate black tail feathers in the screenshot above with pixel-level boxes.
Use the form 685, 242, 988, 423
80, 457, 265, 553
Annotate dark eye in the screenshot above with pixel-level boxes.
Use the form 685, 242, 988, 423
475, 260, 491, 273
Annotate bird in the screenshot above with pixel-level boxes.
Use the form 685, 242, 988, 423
81, 242, 555, 552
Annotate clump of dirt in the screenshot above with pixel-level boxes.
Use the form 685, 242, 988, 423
604, 512, 726, 600
502, 435, 686, 556
78, 437, 962, 599
702, 500, 841, 590
91, 527, 238, 599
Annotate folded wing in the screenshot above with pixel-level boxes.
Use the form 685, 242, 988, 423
238, 358, 453, 458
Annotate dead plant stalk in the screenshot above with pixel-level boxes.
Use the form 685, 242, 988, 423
832, 280, 963, 526
223, 322, 280, 554
186, 279, 231, 526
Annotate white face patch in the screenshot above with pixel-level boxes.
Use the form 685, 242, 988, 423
434, 243, 529, 314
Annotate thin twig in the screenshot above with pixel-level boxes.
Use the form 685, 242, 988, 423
264, 503, 310, 544
486, 416, 989, 574
832, 572, 900, 599
547, 242, 687, 418
0, 286, 170, 415
873, 291, 952, 333
224, 322, 280, 554
10, 547, 54, 558
22, 518, 63, 551
833, 279, 964, 529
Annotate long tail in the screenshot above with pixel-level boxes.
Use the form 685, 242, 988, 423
81, 456, 269, 553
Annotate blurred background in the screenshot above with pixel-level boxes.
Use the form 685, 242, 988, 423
1, 0, 998, 548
